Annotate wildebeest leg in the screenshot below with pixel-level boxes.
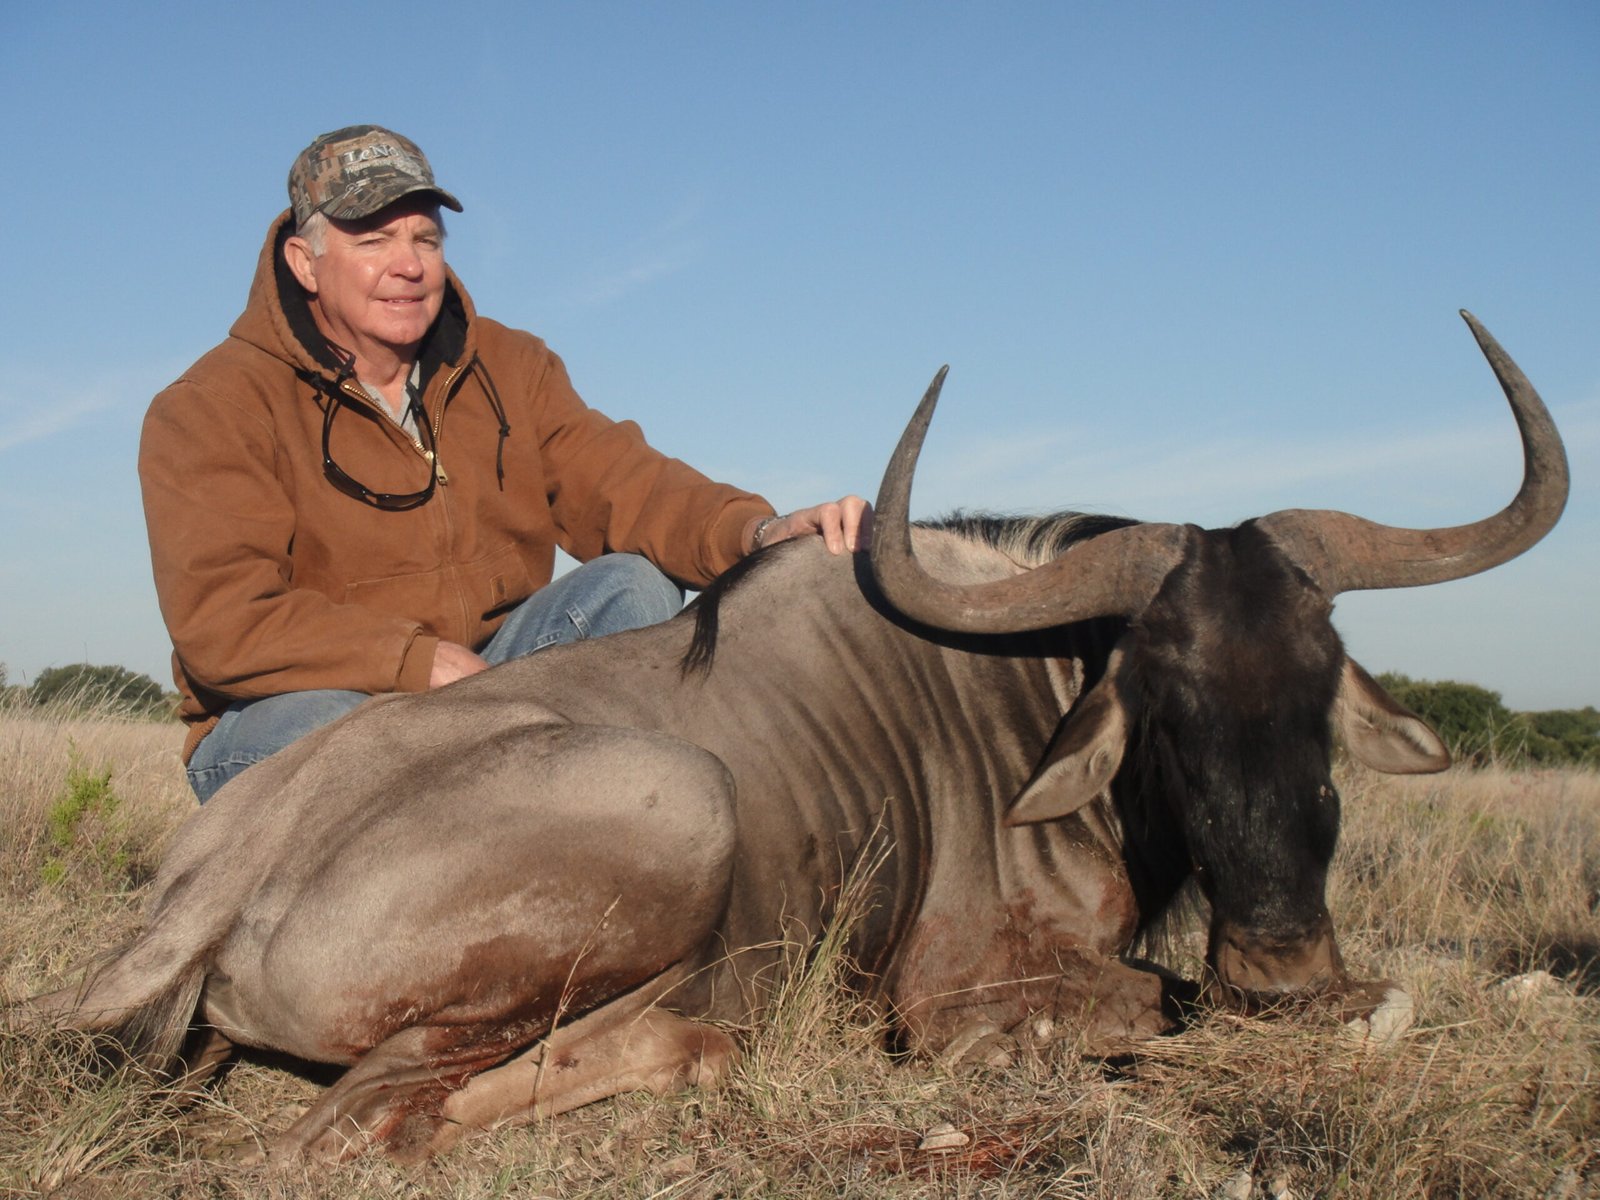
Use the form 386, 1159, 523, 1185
426, 970, 735, 1156
169, 1027, 235, 1100
1062, 955, 1190, 1055
259, 1025, 503, 1163
220, 722, 740, 1164
898, 948, 1183, 1068
890, 808, 1178, 1066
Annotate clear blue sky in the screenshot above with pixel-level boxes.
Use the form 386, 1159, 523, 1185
2, 2, 1595, 710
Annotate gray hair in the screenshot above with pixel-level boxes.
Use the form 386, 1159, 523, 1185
296, 211, 331, 256
294, 207, 447, 258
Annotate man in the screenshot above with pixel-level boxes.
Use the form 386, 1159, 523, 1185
141, 125, 869, 802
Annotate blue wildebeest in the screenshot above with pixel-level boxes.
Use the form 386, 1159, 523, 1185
22, 312, 1567, 1162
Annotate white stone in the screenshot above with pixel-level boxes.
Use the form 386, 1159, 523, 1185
1499, 970, 1557, 999
1344, 986, 1414, 1048
918, 1123, 971, 1152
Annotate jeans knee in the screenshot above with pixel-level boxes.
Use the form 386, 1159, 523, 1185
484, 554, 685, 663
187, 757, 259, 804
187, 688, 367, 803
589, 553, 684, 624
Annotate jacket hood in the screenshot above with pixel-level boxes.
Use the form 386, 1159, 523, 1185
229, 209, 476, 390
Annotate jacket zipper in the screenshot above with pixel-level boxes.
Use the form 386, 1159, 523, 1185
432, 363, 471, 642
340, 365, 465, 486
428, 363, 467, 484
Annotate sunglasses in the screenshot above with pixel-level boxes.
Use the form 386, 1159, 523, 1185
321, 383, 439, 510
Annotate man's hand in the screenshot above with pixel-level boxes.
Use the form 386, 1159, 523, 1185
430, 640, 489, 688
745, 496, 873, 556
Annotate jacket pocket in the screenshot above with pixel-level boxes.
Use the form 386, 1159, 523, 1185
464, 542, 536, 620
343, 567, 453, 633
342, 544, 536, 648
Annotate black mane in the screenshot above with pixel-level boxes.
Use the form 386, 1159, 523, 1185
679, 541, 790, 677
920, 509, 1143, 566
681, 510, 1142, 678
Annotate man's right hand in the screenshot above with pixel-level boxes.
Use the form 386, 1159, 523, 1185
430, 640, 489, 688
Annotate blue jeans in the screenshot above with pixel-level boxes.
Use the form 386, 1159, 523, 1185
185, 554, 682, 803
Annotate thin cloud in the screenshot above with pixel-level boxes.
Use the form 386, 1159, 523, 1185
0, 362, 184, 455
0, 384, 124, 454
571, 194, 709, 307
575, 241, 704, 307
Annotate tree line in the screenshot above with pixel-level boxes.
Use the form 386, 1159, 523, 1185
0, 662, 177, 720
1374, 672, 1598, 768
1, 661, 1594, 766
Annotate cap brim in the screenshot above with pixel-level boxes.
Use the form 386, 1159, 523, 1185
326, 181, 464, 222
423, 186, 465, 214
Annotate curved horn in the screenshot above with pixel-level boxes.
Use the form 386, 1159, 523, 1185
1256, 311, 1569, 595
870, 368, 1188, 634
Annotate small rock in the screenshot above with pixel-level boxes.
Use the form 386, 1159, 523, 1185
1267, 1171, 1296, 1200
1344, 986, 1413, 1048
1499, 970, 1557, 999
918, 1123, 971, 1152
1214, 1168, 1253, 1200
658, 1153, 697, 1180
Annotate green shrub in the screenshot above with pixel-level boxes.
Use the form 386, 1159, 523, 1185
40, 752, 129, 888
1378, 673, 1519, 765
1520, 706, 1600, 767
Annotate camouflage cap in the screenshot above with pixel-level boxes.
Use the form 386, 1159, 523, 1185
287, 125, 463, 228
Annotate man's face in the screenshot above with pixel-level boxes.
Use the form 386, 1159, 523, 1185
288, 198, 447, 364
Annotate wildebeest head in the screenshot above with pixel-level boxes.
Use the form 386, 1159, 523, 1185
870, 312, 1568, 1008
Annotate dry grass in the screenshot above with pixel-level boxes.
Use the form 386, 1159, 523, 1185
2, 701, 1596, 1198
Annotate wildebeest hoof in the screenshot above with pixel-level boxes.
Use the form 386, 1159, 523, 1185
939, 1021, 1017, 1070
1338, 981, 1413, 1048
221, 1137, 269, 1168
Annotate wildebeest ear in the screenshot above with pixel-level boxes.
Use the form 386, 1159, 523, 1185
1006, 677, 1129, 826
1333, 658, 1451, 775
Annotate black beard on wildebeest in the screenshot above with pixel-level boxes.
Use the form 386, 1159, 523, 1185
21, 311, 1568, 1163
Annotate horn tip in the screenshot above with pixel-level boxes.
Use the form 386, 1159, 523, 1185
1458, 309, 1497, 351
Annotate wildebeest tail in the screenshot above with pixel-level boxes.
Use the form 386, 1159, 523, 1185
16, 930, 210, 1078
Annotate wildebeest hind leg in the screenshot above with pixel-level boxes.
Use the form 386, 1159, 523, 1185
168, 1026, 235, 1101
427, 971, 735, 1157
255, 1025, 504, 1164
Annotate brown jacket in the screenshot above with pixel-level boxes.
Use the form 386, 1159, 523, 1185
141, 211, 774, 760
